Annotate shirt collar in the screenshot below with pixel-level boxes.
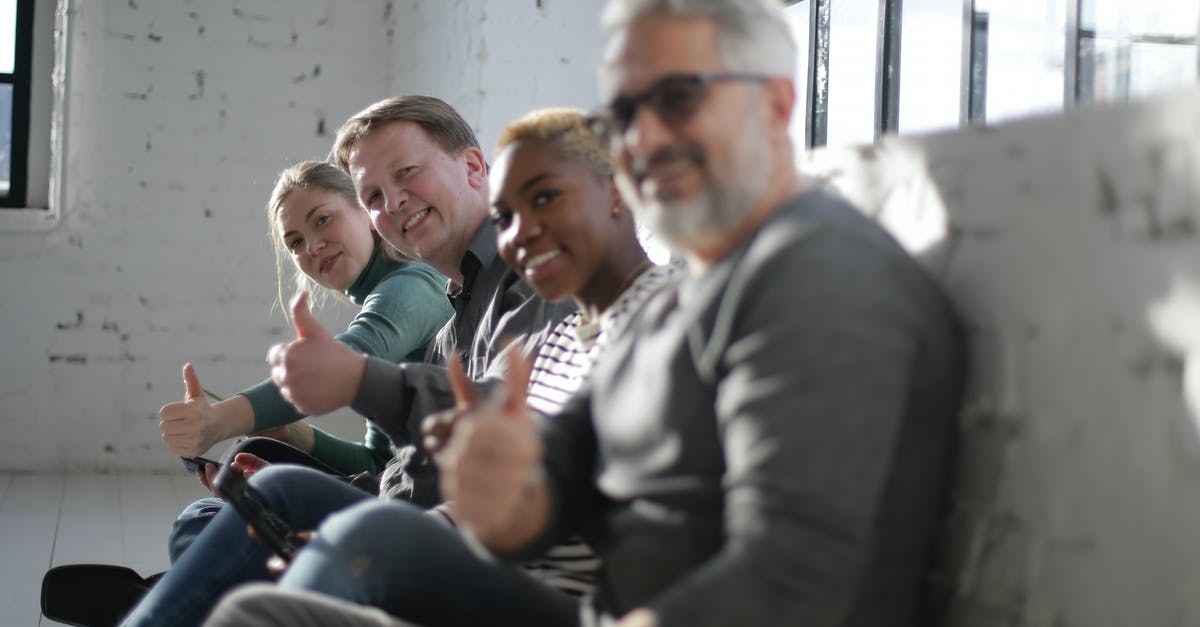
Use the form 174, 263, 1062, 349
448, 220, 499, 301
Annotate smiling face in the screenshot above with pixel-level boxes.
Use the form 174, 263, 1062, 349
275, 186, 376, 292
347, 120, 488, 278
603, 11, 776, 259
490, 138, 628, 307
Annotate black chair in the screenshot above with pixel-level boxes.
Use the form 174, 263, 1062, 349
40, 437, 347, 626
41, 565, 162, 627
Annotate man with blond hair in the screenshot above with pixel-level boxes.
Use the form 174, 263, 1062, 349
118, 95, 572, 627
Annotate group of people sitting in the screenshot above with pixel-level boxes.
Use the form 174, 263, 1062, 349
48, 1, 967, 626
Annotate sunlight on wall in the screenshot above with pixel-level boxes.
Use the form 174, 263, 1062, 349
797, 138, 951, 257
1148, 277, 1200, 429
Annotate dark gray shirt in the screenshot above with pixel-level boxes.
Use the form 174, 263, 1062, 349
526, 190, 966, 627
351, 220, 574, 505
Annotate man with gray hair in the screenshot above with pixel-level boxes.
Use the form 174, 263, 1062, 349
202, 1, 964, 626
441, 0, 964, 625
441, 1, 964, 619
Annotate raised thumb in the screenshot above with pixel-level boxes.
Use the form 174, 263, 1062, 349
289, 291, 327, 340
500, 345, 533, 420
447, 352, 480, 409
182, 363, 204, 401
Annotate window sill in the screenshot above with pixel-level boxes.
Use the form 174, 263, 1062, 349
0, 206, 59, 231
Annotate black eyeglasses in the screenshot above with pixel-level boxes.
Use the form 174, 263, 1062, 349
591, 72, 770, 141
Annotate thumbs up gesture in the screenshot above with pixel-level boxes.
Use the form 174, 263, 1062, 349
267, 291, 366, 416
420, 353, 480, 455
159, 363, 222, 457
434, 348, 547, 549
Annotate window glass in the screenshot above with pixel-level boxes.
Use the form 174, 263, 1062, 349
826, 0, 879, 146
0, 0, 13, 74
783, 1, 811, 149
975, 0, 1068, 123
0, 82, 10, 193
899, 0, 964, 133
1080, 0, 1199, 102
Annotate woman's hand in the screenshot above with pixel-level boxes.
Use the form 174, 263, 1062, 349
267, 292, 366, 416
197, 461, 221, 496
159, 364, 224, 457
434, 350, 548, 550
617, 609, 659, 627
231, 452, 271, 479
194, 453, 269, 496
421, 352, 480, 454
254, 530, 314, 579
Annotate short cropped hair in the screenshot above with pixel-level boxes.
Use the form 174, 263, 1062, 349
330, 95, 480, 173
495, 108, 613, 180
601, 0, 796, 82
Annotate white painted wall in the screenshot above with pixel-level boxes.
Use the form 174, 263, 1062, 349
799, 87, 1200, 627
386, 0, 606, 150
0, 0, 605, 472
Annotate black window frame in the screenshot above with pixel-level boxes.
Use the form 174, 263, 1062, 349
791, 0, 1200, 148
1, 0, 34, 208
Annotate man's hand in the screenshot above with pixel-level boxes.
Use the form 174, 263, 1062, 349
267, 292, 366, 416
159, 364, 224, 457
434, 349, 546, 549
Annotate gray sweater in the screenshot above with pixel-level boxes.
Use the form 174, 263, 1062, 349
525, 189, 966, 627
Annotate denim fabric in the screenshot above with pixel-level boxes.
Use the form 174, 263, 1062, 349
169, 496, 225, 564
203, 584, 418, 627
167, 437, 348, 564
121, 466, 372, 627
277, 500, 580, 627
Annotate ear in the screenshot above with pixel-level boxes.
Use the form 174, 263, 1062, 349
762, 77, 796, 134
461, 146, 488, 189
607, 177, 626, 219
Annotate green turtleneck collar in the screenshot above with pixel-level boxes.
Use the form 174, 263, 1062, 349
345, 244, 403, 306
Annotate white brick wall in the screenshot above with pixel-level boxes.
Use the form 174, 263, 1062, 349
0, 0, 604, 472
799, 86, 1200, 627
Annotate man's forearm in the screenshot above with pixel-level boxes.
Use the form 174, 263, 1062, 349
351, 356, 456, 445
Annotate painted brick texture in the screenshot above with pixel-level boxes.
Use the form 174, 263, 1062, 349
799, 86, 1200, 627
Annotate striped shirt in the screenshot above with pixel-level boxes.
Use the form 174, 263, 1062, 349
520, 262, 683, 596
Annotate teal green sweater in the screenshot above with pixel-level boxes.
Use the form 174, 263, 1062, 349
239, 247, 451, 474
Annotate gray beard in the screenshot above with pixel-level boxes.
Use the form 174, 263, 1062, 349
625, 103, 774, 255
634, 151, 770, 255
635, 186, 744, 253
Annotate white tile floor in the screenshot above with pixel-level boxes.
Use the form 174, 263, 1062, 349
0, 473, 210, 626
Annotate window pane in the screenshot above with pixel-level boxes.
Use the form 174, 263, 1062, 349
0, 0, 14, 74
826, 0, 879, 146
784, 2, 811, 149
0, 82, 10, 193
976, 0, 1068, 123
1080, 0, 1199, 103
899, 0, 964, 134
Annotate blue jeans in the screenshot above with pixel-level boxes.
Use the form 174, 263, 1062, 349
169, 496, 224, 563
169, 437, 346, 563
121, 465, 372, 627
277, 499, 580, 627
